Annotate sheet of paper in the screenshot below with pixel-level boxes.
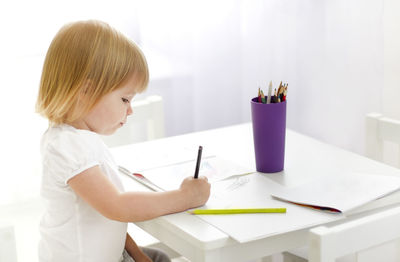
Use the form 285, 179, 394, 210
139, 156, 255, 191
191, 173, 343, 243
270, 172, 400, 213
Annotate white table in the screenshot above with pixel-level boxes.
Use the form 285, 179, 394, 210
111, 123, 400, 262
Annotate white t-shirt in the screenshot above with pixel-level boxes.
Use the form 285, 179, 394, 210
39, 124, 127, 262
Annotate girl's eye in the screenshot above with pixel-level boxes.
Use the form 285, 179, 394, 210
121, 98, 130, 103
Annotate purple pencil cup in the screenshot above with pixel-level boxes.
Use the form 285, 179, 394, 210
251, 97, 286, 173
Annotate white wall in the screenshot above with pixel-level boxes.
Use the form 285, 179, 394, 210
140, 0, 388, 156
173, 0, 396, 159
240, 0, 384, 155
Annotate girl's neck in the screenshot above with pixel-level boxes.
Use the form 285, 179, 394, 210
66, 119, 90, 132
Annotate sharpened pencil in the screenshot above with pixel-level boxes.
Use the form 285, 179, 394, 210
194, 146, 203, 179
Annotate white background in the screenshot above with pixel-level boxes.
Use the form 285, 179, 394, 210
0, 0, 399, 204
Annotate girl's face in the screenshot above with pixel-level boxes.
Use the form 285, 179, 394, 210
76, 74, 138, 135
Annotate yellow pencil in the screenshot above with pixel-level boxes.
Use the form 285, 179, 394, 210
189, 208, 286, 215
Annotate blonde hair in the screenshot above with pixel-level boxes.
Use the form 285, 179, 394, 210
36, 20, 149, 125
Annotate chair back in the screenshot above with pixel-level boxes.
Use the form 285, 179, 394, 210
102, 95, 165, 147
0, 225, 17, 262
366, 113, 400, 168
308, 206, 400, 262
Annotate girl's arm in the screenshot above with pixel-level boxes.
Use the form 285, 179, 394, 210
124, 233, 151, 262
68, 165, 210, 222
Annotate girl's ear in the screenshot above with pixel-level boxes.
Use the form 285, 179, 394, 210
78, 80, 93, 101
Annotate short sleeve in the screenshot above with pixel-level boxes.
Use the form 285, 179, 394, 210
42, 129, 100, 185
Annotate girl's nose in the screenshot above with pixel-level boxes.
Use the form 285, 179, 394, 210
127, 105, 133, 115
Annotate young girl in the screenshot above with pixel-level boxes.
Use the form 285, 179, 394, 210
36, 20, 211, 262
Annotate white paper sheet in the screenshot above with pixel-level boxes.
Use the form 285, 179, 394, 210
191, 173, 343, 243
270, 172, 400, 213
138, 156, 255, 191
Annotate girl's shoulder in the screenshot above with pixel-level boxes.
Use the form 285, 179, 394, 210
40, 125, 107, 181
42, 124, 104, 155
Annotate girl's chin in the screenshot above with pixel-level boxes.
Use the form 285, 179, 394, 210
101, 126, 120, 136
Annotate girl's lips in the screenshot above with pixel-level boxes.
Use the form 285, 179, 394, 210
120, 119, 127, 126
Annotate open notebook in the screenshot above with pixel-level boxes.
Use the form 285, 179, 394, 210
270, 172, 400, 213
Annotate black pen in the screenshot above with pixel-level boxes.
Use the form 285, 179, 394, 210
194, 146, 203, 179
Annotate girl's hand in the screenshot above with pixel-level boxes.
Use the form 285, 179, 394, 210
179, 176, 211, 208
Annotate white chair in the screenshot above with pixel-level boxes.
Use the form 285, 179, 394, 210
366, 112, 400, 168
0, 199, 44, 262
102, 95, 165, 147
0, 224, 17, 262
308, 206, 400, 262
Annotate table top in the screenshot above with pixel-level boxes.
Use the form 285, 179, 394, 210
111, 123, 400, 262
